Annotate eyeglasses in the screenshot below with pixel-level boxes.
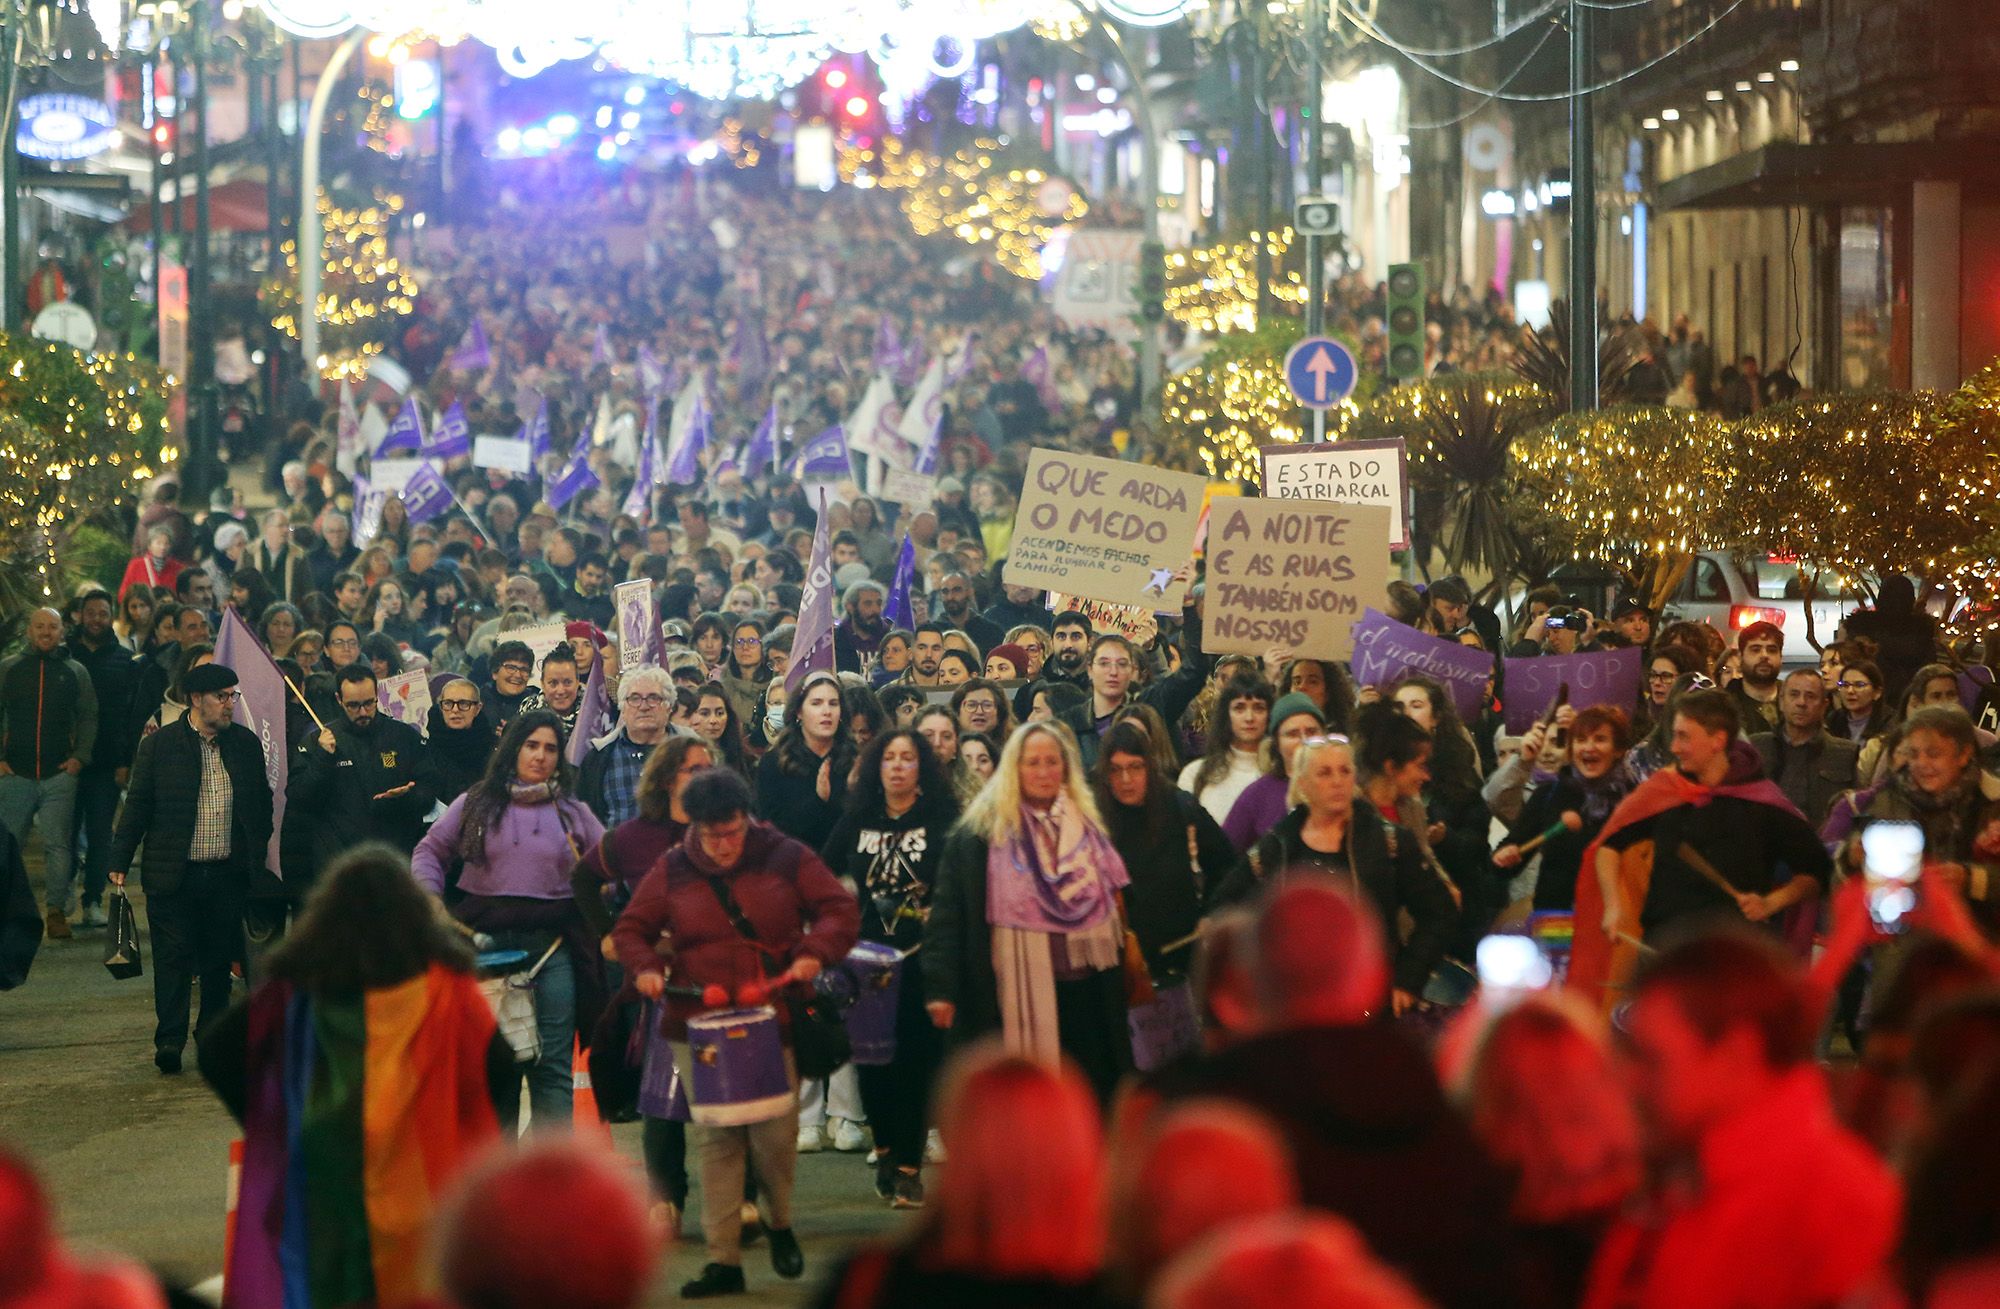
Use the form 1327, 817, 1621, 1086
203, 691, 241, 704
1837, 679, 1875, 691
1647, 670, 1679, 682
327, 637, 360, 650
625, 693, 667, 708
339, 698, 377, 711
733, 636, 762, 647
497, 664, 531, 677
440, 698, 481, 711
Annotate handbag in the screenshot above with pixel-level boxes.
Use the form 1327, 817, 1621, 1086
478, 937, 562, 1064
1116, 891, 1155, 1009
703, 875, 852, 1080
103, 889, 143, 980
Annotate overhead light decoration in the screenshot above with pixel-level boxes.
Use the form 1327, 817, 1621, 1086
1094, 0, 1191, 27
258, 0, 363, 37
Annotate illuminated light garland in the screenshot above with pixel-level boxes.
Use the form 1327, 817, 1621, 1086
868, 135, 1087, 279
1163, 227, 1308, 335
260, 188, 418, 382
1161, 322, 1316, 483
0, 335, 176, 602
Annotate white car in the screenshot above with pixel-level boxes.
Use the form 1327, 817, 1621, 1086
1662, 552, 1871, 666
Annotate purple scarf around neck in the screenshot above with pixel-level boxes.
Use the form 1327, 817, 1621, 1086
984, 796, 1128, 935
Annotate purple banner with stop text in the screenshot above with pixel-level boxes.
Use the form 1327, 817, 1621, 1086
1502, 646, 1644, 734
1348, 609, 1491, 723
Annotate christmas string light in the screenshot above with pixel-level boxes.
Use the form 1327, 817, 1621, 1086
1163, 227, 1307, 334
867, 135, 1087, 279
261, 188, 419, 381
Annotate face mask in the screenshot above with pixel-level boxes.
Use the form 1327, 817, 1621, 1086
765, 708, 786, 734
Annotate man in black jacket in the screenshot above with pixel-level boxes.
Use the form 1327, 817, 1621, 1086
109, 663, 273, 1073
288, 664, 436, 885
0, 607, 99, 940
67, 592, 139, 930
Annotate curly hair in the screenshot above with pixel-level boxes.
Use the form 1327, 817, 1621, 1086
844, 727, 960, 829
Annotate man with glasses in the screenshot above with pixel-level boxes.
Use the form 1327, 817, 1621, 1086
578, 666, 677, 828
0, 608, 99, 938
1749, 669, 1858, 828
289, 665, 437, 886
483, 640, 537, 729
108, 663, 272, 1074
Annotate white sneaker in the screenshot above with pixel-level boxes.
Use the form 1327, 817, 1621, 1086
831, 1117, 869, 1153
796, 1122, 825, 1153
925, 1128, 946, 1164
79, 904, 108, 929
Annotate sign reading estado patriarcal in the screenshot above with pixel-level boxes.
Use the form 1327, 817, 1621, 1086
1203, 498, 1393, 661
1259, 438, 1410, 551
1004, 448, 1208, 611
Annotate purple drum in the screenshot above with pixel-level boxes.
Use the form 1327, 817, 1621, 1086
637, 1004, 689, 1122
1127, 981, 1200, 1072
686, 1006, 792, 1127
842, 942, 904, 1066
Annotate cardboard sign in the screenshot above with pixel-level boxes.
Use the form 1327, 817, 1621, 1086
1259, 439, 1411, 551
879, 466, 937, 507
1202, 499, 1392, 661
473, 434, 534, 475
1348, 608, 1493, 722
1005, 449, 1207, 610
366, 456, 424, 493
1046, 592, 1159, 646
376, 670, 432, 738
515, 621, 570, 689
615, 580, 656, 669
1502, 646, 1644, 733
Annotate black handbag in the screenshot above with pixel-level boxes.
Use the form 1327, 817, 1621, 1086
703, 875, 851, 1080
104, 889, 143, 980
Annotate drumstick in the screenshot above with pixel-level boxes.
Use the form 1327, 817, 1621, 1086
1675, 842, 1744, 899
1515, 812, 1585, 858
281, 673, 329, 732
1159, 925, 1205, 955
1616, 931, 1658, 957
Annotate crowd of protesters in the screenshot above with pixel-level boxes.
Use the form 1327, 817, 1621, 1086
5, 161, 2000, 1308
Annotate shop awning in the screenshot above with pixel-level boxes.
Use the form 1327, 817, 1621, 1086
123, 176, 271, 233
1658, 140, 2000, 210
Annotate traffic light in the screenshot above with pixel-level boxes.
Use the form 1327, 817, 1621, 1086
152, 121, 175, 161
1386, 262, 1425, 382
1139, 240, 1166, 323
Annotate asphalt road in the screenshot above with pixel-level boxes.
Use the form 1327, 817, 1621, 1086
1, 847, 910, 1307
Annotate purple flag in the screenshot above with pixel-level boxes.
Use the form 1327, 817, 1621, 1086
894, 340, 925, 389
446, 318, 492, 371
423, 401, 472, 461
213, 608, 287, 875
786, 490, 836, 694
1349, 609, 1493, 723
566, 655, 610, 766
873, 315, 902, 375
1021, 345, 1060, 411
742, 403, 777, 481
794, 423, 850, 483
591, 323, 613, 369
622, 403, 658, 521
400, 460, 455, 524
637, 343, 667, 394
946, 332, 981, 385
547, 440, 600, 510
884, 535, 916, 630
914, 413, 944, 476
350, 473, 387, 546
523, 392, 552, 462
375, 397, 424, 457
666, 395, 713, 485
336, 379, 361, 471
1502, 646, 1643, 734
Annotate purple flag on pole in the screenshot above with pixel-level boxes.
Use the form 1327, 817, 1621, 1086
375, 397, 424, 457
794, 424, 850, 483
742, 403, 777, 481
884, 535, 916, 630
786, 490, 837, 694
423, 401, 472, 460
213, 608, 287, 875
566, 655, 610, 766
547, 440, 600, 510
666, 394, 712, 485
591, 323, 613, 369
351, 473, 387, 546
446, 318, 492, 371
622, 403, 658, 521
523, 393, 552, 462
873, 315, 902, 375
400, 461, 456, 524
637, 344, 666, 394
1021, 345, 1060, 411
914, 413, 944, 476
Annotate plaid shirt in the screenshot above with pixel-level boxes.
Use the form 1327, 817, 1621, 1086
599, 735, 654, 830
187, 724, 234, 861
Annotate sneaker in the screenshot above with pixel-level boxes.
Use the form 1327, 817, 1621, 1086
873, 1156, 896, 1201
45, 909, 71, 941
795, 1122, 825, 1154
831, 1117, 869, 1153
891, 1169, 925, 1210
925, 1128, 946, 1164
865, 1146, 888, 1168
78, 903, 107, 929
766, 1226, 804, 1280
679, 1263, 745, 1299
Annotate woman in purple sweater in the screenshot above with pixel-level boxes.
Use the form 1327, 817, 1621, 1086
414, 709, 606, 1133
1221, 692, 1330, 852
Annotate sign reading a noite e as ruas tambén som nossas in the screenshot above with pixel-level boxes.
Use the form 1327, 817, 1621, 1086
1004, 448, 1209, 611
1203, 498, 1393, 661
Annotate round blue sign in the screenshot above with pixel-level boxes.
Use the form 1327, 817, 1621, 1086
1283, 336, 1359, 411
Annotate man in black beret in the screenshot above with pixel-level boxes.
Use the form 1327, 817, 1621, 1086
109, 661, 273, 1074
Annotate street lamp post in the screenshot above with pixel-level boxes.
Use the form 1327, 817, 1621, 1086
299, 29, 366, 379
1567, 0, 1597, 412
1091, 13, 1164, 414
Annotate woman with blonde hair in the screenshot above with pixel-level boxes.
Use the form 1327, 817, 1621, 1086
924, 722, 1135, 1101
1442, 992, 1640, 1307
809, 1044, 1112, 1308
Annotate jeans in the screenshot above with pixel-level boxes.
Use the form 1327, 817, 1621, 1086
0, 770, 78, 913
147, 861, 243, 1054
487, 928, 575, 1134
72, 766, 122, 911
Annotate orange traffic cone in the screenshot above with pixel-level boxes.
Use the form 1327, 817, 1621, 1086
572, 1035, 612, 1143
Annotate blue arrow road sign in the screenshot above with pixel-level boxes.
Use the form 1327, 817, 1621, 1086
1283, 336, 1359, 410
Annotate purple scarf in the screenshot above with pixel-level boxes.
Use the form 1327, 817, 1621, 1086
985, 797, 1128, 935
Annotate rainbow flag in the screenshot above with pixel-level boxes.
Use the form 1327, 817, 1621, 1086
226, 964, 501, 1309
